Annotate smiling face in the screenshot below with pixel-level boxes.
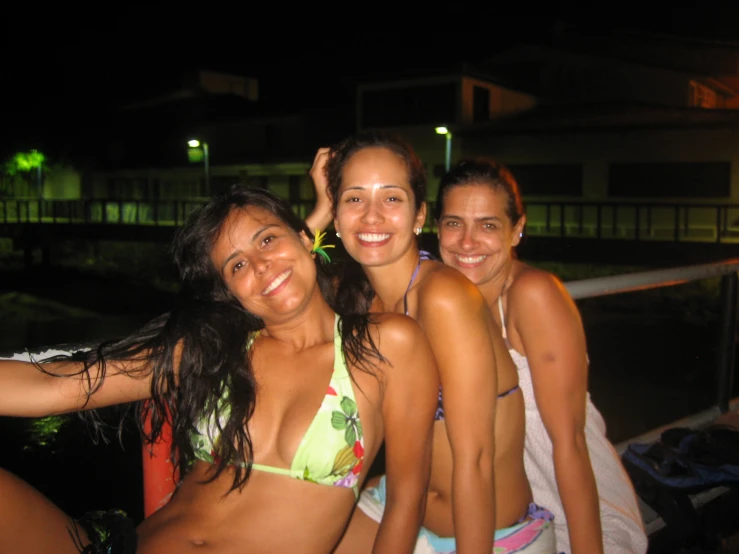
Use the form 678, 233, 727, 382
209, 206, 317, 324
437, 184, 525, 289
333, 147, 426, 268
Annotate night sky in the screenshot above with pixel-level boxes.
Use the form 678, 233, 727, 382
2, 3, 738, 161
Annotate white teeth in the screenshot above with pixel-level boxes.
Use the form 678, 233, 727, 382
456, 255, 487, 264
263, 270, 291, 294
358, 233, 390, 242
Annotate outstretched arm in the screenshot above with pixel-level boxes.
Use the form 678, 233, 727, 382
511, 271, 604, 554
373, 314, 439, 554
0, 355, 153, 417
304, 147, 334, 233
419, 272, 498, 554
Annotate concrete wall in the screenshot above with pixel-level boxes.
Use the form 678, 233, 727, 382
462, 125, 739, 203
44, 166, 81, 199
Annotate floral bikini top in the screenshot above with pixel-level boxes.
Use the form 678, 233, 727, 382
190, 314, 365, 496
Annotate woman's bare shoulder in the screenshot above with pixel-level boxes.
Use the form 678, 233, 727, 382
509, 263, 573, 310
511, 263, 565, 294
364, 313, 435, 382
369, 312, 426, 347
418, 261, 484, 307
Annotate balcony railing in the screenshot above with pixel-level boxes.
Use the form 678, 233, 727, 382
2, 198, 739, 243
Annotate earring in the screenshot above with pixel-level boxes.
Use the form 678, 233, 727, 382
335, 231, 341, 238
519, 232, 523, 238
414, 228, 422, 236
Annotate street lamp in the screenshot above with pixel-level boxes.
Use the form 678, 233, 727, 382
435, 126, 452, 172
188, 139, 210, 195
31, 149, 43, 198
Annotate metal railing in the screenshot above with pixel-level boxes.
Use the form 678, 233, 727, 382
574, 259, 739, 537
523, 201, 739, 244
0, 198, 210, 227
566, 259, 739, 450
2, 198, 739, 244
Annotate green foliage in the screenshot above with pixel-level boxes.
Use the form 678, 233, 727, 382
24, 415, 72, 450
4, 150, 47, 176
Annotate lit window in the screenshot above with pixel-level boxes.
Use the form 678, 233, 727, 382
689, 81, 717, 108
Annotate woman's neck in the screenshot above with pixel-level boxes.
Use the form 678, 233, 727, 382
363, 248, 422, 314
260, 291, 336, 350
478, 260, 516, 312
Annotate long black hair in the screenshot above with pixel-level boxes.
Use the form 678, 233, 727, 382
43, 185, 384, 493
325, 129, 427, 314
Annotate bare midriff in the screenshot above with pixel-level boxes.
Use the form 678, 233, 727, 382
136, 462, 357, 554
423, 390, 531, 538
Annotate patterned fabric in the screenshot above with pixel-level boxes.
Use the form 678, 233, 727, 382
498, 298, 648, 554
190, 314, 364, 495
356, 477, 557, 553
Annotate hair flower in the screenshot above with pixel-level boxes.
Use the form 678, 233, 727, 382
312, 229, 336, 263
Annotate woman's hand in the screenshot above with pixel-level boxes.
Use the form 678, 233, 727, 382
305, 147, 334, 233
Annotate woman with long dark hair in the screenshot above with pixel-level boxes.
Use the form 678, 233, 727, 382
306, 133, 556, 553
0, 186, 439, 554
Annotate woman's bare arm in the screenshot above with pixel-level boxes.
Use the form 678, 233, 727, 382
510, 270, 604, 554
304, 147, 334, 233
372, 313, 439, 554
0, 356, 154, 417
418, 270, 498, 554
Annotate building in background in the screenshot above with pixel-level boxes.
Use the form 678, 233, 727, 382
6, 32, 739, 237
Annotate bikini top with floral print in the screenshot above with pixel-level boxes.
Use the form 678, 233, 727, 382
190, 314, 365, 496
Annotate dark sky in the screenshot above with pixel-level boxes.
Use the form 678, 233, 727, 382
2, 3, 738, 158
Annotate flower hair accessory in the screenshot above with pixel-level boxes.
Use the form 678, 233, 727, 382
312, 229, 335, 263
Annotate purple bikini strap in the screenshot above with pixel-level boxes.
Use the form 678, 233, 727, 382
403, 250, 433, 315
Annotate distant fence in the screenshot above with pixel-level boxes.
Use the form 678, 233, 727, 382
2, 197, 739, 244
524, 201, 739, 243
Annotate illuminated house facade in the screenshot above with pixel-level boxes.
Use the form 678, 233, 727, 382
357, 33, 739, 208
11, 33, 739, 237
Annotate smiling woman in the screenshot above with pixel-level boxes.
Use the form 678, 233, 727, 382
435, 159, 647, 554
210, 206, 321, 319
305, 131, 557, 553
0, 185, 439, 554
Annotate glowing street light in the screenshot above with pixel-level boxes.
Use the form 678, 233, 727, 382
435, 126, 452, 171
187, 139, 210, 195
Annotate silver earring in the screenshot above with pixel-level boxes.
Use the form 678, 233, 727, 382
336, 231, 341, 238
414, 228, 422, 236
519, 232, 523, 238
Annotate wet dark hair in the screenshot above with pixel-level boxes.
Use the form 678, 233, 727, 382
324, 130, 428, 314
435, 158, 525, 226
43, 185, 384, 493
